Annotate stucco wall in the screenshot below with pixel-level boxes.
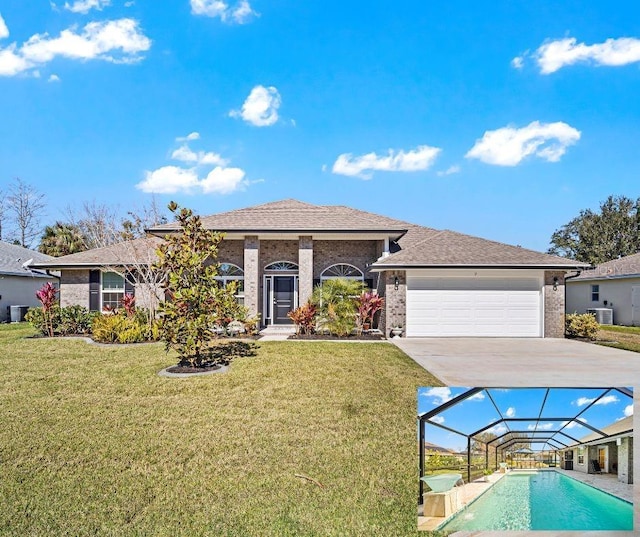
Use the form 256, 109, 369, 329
567, 277, 640, 326
0, 274, 57, 322
60, 270, 90, 309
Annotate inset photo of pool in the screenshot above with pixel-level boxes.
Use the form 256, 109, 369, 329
417, 387, 634, 532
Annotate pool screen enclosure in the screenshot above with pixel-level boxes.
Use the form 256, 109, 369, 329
418, 387, 633, 503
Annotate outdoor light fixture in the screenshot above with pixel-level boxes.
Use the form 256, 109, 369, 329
553, 276, 559, 291
394, 276, 399, 290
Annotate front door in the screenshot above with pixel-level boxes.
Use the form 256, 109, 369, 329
273, 276, 295, 324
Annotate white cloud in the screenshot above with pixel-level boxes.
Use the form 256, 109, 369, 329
465, 121, 580, 166
487, 424, 507, 436
64, 0, 111, 14
0, 18, 151, 77
527, 422, 554, 430
467, 392, 485, 401
511, 55, 524, 69
533, 37, 640, 74
48, 73, 60, 82
0, 13, 9, 40
137, 138, 246, 195
201, 166, 246, 194
190, 0, 257, 24
430, 415, 445, 424
137, 166, 200, 194
505, 407, 516, 418
575, 394, 619, 407
562, 418, 587, 429
171, 144, 228, 166
624, 404, 633, 417
332, 145, 441, 179
421, 387, 452, 405
230, 85, 281, 127
436, 165, 461, 177
176, 132, 200, 142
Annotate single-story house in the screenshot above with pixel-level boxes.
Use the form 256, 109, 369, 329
32, 199, 589, 337
559, 415, 633, 484
566, 252, 640, 326
0, 241, 58, 322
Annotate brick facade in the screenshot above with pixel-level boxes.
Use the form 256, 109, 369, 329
544, 270, 565, 338
60, 270, 91, 309
382, 270, 406, 337
243, 236, 260, 317
313, 240, 380, 279
298, 236, 314, 305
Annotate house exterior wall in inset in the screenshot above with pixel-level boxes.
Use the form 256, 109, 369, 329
618, 437, 633, 484
567, 276, 640, 326
59, 270, 90, 309
0, 274, 57, 322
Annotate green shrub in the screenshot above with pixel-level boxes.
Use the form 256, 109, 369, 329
311, 279, 365, 337
91, 312, 159, 344
92, 314, 126, 343
25, 305, 95, 336
565, 313, 600, 340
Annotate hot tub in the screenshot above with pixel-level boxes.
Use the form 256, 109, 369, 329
421, 473, 462, 493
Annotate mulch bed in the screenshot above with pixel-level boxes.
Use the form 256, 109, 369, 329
288, 333, 386, 341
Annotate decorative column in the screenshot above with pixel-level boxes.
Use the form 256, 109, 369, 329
298, 236, 314, 306
544, 271, 565, 338
244, 236, 260, 318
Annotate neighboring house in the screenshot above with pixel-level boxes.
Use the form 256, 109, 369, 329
566, 252, 640, 326
0, 241, 58, 322
559, 415, 633, 485
32, 199, 588, 337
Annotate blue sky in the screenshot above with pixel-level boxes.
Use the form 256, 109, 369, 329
418, 387, 634, 452
1, 1, 639, 251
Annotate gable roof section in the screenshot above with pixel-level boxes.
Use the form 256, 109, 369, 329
29, 236, 164, 269
566, 415, 633, 447
0, 241, 54, 278
374, 227, 589, 269
570, 252, 640, 281
148, 199, 411, 234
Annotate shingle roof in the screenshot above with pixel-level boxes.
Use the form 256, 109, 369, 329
375, 227, 589, 268
0, 241, 55, 278
29, 236, 164, 269
571, 252, 640, 281
149, 199, 411, 233
567, 415, 633, 447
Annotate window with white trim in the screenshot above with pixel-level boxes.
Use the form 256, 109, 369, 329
578, 447, 584, 464
320, 263, 364, 282
216, 263, 245, 305
591, 284, 599, 302
264, 261, 298, 272
102, 271, 125, 311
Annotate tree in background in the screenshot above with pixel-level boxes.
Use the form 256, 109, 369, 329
0, 187, 6, 241
5, 178, 46, 248
38, 221, 87, 256
548, 195, 640, 265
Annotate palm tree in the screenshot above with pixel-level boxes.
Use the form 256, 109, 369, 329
38, 222, 87, 257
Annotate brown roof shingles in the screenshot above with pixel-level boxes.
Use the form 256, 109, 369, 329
572, 252, 640, 281
30, 236, 164, 268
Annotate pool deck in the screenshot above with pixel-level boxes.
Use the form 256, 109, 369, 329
417, 469, 633, 532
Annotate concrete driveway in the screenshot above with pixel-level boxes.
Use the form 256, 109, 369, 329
393, 338, 640, 387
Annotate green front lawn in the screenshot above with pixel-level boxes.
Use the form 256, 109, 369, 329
0, 324, 442, 536
596, 325, 640, 353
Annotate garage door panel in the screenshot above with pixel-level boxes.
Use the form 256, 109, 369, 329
406, 276, 542, 337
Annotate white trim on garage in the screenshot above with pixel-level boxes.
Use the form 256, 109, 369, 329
406, 269, 545, 337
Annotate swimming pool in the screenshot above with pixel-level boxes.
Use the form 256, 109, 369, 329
438, 471, 633, 531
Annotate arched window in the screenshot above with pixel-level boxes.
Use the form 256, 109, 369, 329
216, 263, 244, 304
264, 261, 299, 272
320, 263, 364, 282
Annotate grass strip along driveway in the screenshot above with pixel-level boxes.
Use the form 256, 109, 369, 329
596, 324, 640, 353
0, 324, 441, 537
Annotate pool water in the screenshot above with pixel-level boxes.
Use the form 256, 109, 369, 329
439, 471, 633, 531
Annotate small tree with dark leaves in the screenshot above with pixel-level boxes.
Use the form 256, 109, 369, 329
153, 202, 246, 367
35, 282, 58, 337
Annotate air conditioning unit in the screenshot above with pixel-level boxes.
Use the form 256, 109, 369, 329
586, 308, 613, 325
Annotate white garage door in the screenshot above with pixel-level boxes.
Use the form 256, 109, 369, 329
406, 274, 542, 337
